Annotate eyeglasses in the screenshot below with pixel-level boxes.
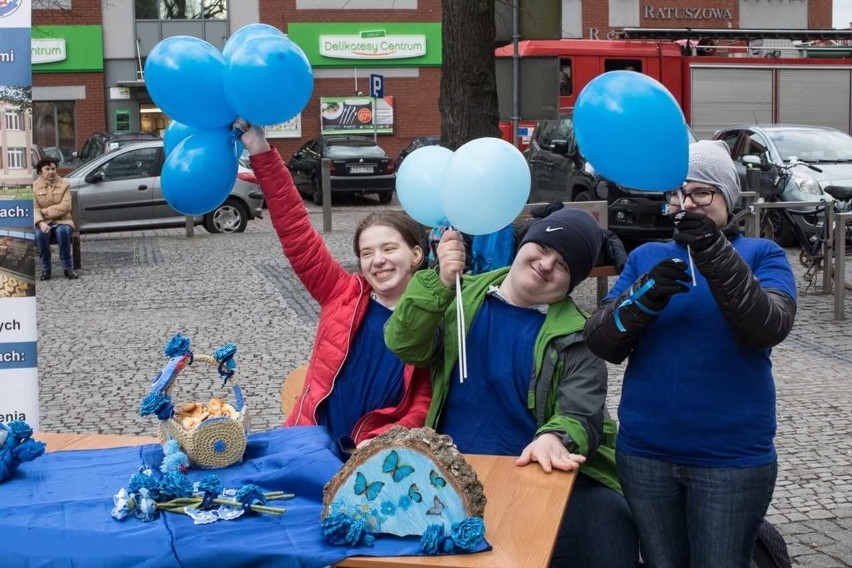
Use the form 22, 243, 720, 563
664, 189, 719, 206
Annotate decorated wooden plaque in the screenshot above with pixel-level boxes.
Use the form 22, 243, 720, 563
322, 427, 486, 537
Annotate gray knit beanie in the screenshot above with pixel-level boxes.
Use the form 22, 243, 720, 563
520, 208, 604, 293
685, 140, 741, 212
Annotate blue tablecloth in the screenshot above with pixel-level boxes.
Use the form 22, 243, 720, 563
0, 426, 489, 567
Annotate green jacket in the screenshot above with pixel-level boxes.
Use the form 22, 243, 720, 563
385, 268, 621, 493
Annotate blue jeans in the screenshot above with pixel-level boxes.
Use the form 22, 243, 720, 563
551, 474, 640, 568
35, 224, 73, 271
617, 451, 777, 568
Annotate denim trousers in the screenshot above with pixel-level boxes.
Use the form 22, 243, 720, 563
616, 451, 777, 568
35, 224, 73, 271
551, 473, 640, 568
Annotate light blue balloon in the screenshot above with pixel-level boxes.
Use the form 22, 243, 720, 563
441, 138, 530, 235
223, 34, 313, 126
144, 36, 237, 129
223, 24, 284, 60
396, 145, 453, 226
161, 129, 239, 216
163, 120, 199, 156
574, 71, 689, 191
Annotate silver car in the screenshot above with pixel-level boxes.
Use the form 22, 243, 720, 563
64, 140, 263, 234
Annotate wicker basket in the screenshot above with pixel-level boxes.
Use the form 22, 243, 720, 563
154, 353, 249, 469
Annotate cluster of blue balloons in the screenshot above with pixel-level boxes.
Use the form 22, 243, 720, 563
573, 70, 689, 192
145, 24, 313, 215
396, 138, 530, 235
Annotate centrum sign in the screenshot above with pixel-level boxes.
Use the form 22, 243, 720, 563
31, 38, 65, 64
288, 23, 442, 67
320, 30, 426, 60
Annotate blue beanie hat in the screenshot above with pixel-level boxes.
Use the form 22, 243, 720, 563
520, 208, 604, 293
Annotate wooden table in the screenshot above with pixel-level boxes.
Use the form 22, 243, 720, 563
37, 433, 575, 568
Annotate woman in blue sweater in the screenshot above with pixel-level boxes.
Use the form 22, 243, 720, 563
584, 140, 797, 568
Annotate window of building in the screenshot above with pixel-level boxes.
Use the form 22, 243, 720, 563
33, 101, 76, 166
7, 148, 25, 169
4, 111, 22, 131
604, 59, 642, 73
135, 0, 227, 20
559, 59, 573, 96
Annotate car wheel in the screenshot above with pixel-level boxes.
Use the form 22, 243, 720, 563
573, 189, 591, 202
311, 177, 323, 206
377, 191, 394, 205
204, 198, 249, 234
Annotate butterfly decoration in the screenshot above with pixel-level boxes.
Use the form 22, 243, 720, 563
353, 471, 385, 501
382, 450, 415, 483
407, 483, 423, 504
429, 469, 447, 489
426, 495, 445, 516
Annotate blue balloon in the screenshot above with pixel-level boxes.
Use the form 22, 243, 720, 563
223, 24, 284, 60
223, 34, 313, 126
441, 138, 530, 235
163, 120, 199, 156
144, 36, 237, 129
396, 145, 453, 226
161, 129, 239, 216
573, 71, 689, 191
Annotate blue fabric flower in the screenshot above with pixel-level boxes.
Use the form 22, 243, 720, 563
421, 523, 445, 555
163, 333, 192, 357
7, 420, 33, 440
195, 474, 223, 508
214, 343, 237, 364
380, 500, 397, 515
159, 471, 194, 500
12, 439, 46, 463
235, 484, 266, 509
139, 392, 174, 420
321, 513, 375, 547
136, 494, 159, 522
160, 439, 189, 473
128, 471, 160, 498
450, 517, 486, 551
0, 449, 13, 481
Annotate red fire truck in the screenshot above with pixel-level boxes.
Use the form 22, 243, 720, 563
495, 38, 852, 149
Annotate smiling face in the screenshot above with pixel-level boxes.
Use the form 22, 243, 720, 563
357, 224, 423, 307
500, 242, 572, 307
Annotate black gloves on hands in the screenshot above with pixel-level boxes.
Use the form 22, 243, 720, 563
672, 211, 721, 252
641, 258, 691, 310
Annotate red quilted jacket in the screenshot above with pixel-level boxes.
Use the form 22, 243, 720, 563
252, 149, 431, 445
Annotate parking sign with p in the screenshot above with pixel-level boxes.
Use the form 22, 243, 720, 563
370, 74, 384, 99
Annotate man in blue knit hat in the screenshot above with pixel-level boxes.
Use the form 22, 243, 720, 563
385, 208, 639, 567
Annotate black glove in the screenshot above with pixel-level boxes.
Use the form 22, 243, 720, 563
640, 258, 691, 310
672, 211, 721, 252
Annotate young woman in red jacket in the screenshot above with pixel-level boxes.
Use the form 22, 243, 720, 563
238, 122, 431, 453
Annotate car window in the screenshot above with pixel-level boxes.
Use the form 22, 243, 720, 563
717, 131, 740, 154
537, 120, 560, 147
768, 128, 852, 162
741, 132, 770, 160
551, 118, 572, 142
326, 144, 385, 159
92, 147, 159, 181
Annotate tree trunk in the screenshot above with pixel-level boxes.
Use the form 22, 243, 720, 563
440, 0, 501, 150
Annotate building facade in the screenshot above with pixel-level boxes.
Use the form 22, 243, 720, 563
30, 0, 834, 166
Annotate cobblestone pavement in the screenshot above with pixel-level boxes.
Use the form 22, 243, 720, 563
36, 201, 852, 566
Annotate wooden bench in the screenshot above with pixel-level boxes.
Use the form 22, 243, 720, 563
49, 190, 81, 270
516, 200, 617, 303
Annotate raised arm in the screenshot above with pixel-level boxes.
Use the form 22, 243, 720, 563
241, 123, 348, 306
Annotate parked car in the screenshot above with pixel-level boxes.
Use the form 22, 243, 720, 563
64, 140, 263, 234
526, 115, 697, 245
713, 124, 842, 246
396, 135, 439, 169
75, 131, 161, 165
287, 135, 396, 205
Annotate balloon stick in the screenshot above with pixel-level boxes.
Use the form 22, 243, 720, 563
455, 273, 468, 383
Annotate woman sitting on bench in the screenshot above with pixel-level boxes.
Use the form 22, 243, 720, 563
33, 157, 78, 281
